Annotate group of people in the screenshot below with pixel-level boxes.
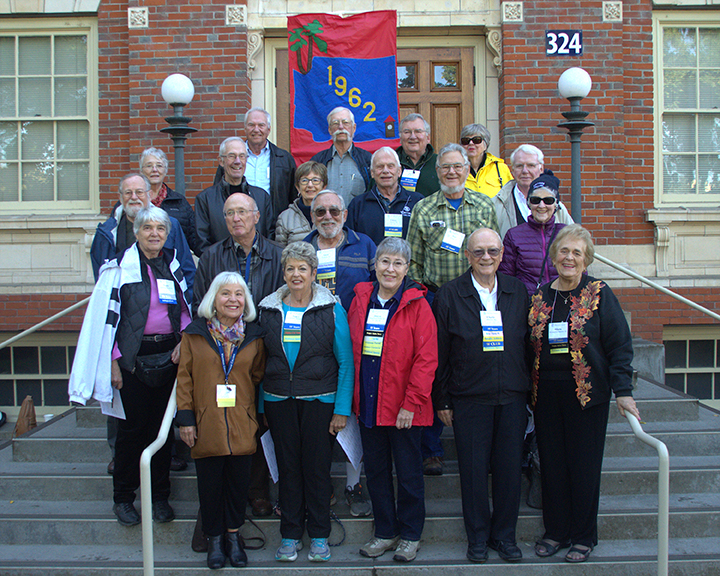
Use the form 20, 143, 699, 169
67, 105, 640, 569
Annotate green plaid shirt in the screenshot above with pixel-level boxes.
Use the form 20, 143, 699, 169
407, 188, 499, 288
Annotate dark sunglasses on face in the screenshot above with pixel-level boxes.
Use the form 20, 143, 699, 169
528, 196, 557, 205
313, 207, 342, 218
460, 136, 484, 145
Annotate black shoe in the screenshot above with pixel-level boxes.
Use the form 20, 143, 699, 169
113, 502, 140, 526
225, 531, 248, 567
152, 500, 175, 523
488, 538, 522, 562
170, 456, 187, 471
107, 459, 115, 475
467, 543, 488, 563
207, 535, 226, 569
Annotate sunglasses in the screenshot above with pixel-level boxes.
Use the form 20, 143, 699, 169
528, 196, 557, 205
313, 207, 342, 218
460, 136, 484, 145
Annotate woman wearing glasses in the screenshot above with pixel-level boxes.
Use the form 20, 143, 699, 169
275, 161, 328, 246
499, 173, 567, 296
459, 123, 513, 199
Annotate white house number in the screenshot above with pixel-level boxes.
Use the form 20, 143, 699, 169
545, 30, 583, 56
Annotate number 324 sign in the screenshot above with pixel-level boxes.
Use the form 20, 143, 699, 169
546, 30, 583, 56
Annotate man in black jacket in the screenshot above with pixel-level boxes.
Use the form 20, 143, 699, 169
433, 228, 530, 564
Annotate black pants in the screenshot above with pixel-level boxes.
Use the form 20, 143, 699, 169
534, 377, 610, 548
195, 454, 252, 536
452, 396, 527, 547
113, 339, 175, 504
265, 398, 335, 539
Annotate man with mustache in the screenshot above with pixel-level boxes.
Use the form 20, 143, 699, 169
311, 107, 373, 207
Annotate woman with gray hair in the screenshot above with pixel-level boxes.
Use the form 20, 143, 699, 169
139, 147, 200, 255
460, 123, 513, 199
347, 238, 438, 562
176, 271, 266, 569
258, 241, 354, 563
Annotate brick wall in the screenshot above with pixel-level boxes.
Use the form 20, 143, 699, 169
0, 295, 88, 332
500, 0, 655, 244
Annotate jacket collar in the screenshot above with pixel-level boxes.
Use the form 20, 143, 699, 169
354, 277, 427, 311
185, 315, 263, 353
259, 282, 337, 313
304, 226, 360, 247
455, 268, 519, 300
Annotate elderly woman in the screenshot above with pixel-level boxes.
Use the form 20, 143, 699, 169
499, 173, 567, 295
347, 238, 437, 563
177, 271, 266, 569
140, 147, 200, 255
528, 224, 640, 563
275, 162, 328, 246
460, 123, 513, 199
258, 241, 353, 563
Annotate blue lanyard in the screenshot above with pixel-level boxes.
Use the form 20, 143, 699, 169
235, 250, 252, 286
372, 188, 412, 215
216, 340, 240, 384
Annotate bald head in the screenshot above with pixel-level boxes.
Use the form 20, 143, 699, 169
223, 192, 260, 242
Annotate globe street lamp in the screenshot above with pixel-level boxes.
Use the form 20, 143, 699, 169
557, 67, 595, 224
160, 74, 197, 197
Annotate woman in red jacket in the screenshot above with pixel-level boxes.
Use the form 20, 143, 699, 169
347, 237, 438, 563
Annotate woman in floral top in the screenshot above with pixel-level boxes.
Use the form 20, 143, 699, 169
528, 224, 640, 563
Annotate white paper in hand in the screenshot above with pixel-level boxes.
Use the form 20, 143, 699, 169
336, 414, 363, 471
261, 430, 279, 483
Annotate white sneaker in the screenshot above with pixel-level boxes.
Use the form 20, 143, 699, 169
393, 539, 420, 562
359, 535, 400, 558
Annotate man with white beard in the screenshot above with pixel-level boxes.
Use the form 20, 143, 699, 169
311, 107, 373, 206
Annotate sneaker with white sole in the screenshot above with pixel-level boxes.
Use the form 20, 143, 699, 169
275, 538, 302, 562
345, 483, 371, 517
393, 539, 420, 562
359, 535, 400, 558
308, 537, 331, 562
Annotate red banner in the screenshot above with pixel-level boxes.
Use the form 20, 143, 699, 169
288, 11, 400, 163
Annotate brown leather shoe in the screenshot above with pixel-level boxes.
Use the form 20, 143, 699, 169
249, 497, 273, 517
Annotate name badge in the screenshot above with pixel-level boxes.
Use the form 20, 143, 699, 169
283, 310, 303, 343
216, 384, 236, 408
384, 213, 403, 237
480, 310, 504, 352
441, 228, 466, 254
362, 309, 389, 357
549, 321, 569, 354
400, 168, 421, 192
316, 248, 336, 281
156, 279, 177, 304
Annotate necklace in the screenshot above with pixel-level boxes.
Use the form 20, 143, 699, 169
557, 289, 572, 305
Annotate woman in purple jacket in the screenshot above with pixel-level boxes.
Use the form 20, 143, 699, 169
499, 173, 567, 296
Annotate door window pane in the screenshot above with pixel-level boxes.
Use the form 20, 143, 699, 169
397, 65, 416, 90
433, 64, 458, 89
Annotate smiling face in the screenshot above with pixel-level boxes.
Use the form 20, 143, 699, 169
120, 175, 150, 221
297, 170, 326, 205
245, 110, 271, 150
141, 155, 167, 189
220, 140, 247, 186
528, 188, 558, 224
328, 109, 356, 144
311, 193, 346, 240
214, 283, 246, 326
400, 118, 430, 158
371, 150, 402, 195
552, 236, 588, 287
135, 219, 168, 259
437, 150, 470, 194
283, 258, 316, 297
224, 193, 259, 242
461, 133, 488, 167
465, 229, 503, 283
375, 252, 409, 298
511, 150, 544, 193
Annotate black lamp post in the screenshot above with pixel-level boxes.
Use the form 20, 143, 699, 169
557, 67, 595, 224
160, 74, 197, 197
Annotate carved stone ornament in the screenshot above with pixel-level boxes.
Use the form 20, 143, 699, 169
603, 1, 623, 22
226, 5, 247, 27
502, 2, 523, 23
128, 7, 149, 29
248, 30, 264, 72
655, 225, 670, 276
486, 27, 502, 73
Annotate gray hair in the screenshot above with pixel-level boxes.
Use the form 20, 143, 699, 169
118, 173, 151, 195
245, 107, 271, 128
281, 241, 318, 271
376, 237, 411, 264
133, 205, 172, 235
399, 113, 431, 135
139, 148, 168, 171
327, 106, 355, 125
548, 224, 595, 267
371, 146, 401, 170
436, 143, 469, 167
197, 271, 257, 322
219, 137, 244, 157
311, 189, 346, 212
460, 123, 491, 147
510, 144, 545, 165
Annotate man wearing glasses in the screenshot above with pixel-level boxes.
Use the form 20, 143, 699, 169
311, 107, 373, 206
395, 113, 440, 198
195, 137, 275, 253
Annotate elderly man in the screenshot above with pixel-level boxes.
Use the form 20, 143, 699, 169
406, 143, 499, 477
311, 107, 372, 206
346, 147, 424, 245
244, 108, 297, 222
196, 137, 275, 253
396, 113, 439, 198
494, 144, 572, 238
433, 228, 529, 564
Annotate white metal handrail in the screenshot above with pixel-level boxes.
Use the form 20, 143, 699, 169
140, 381, 177, 576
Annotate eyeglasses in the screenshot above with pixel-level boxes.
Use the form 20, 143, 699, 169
469, 248, 501, 258
460, 136, 484, 146
513, 162, 539, 171
377, 257, 408, 269
401, 129, 427, 137
142, 163, 165, 171
300, 177, 324, 186
329, 119, 353, 128
121, 189, 147, 198
528, 196, 557, 205
313, 207, 342, 218
224, 209, 256, 218
438, 163, 466, 173
221, 153, 247, 162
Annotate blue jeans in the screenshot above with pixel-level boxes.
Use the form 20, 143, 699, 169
359, 424, 425, 541
421, 413, 444, 459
